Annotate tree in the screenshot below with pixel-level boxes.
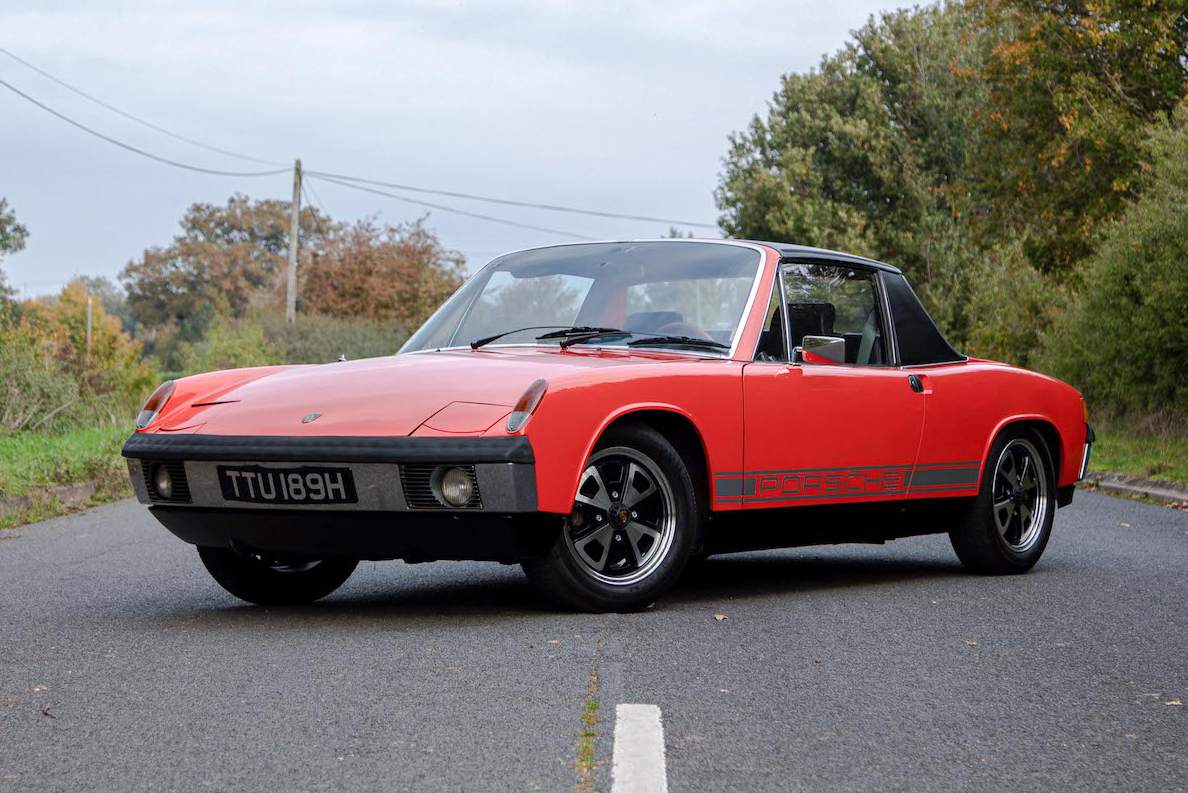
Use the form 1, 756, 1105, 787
715, 3, 990, 343
121, 194, 329, 329
18, 281, 158, 413
1039, 101, 1188, 418
301, 216, 466, 328
966, 0, 1188, 273
0, 197, 29, 308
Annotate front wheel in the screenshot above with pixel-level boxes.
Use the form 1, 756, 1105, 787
522, 423, 702, 612
950, 428, 1056, 574
197, 546, 357, 605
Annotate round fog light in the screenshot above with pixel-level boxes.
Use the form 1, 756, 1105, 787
438, 467, 474, 507
152, 464, 173, 500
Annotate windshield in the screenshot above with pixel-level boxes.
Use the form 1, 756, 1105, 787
400, 241, 762, 356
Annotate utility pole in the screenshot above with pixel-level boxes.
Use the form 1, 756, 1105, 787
285, 158, 302, 323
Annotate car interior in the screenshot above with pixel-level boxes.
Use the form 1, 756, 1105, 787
755, 296, 885, 365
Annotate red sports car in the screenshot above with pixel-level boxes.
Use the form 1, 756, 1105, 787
123, 240, 1094, 611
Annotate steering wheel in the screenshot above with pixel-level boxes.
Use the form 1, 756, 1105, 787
655, 321, 714, 341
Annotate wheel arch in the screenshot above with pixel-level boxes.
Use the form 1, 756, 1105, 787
583, 406, 712, 512
980, 415, 1063, 488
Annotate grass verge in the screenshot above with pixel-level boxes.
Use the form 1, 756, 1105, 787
574, 639, 603, 793
0, 424, 133, 529
1089, 424, 1188, 485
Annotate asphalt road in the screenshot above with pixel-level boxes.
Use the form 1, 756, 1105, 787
2, 492, 1186, 792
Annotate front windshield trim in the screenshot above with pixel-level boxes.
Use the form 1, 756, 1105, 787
401, 239, 770, 359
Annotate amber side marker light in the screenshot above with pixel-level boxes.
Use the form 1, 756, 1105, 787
136, 380, 176, 430
507, 379, 548, 433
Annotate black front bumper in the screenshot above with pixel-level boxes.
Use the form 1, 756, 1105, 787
123, 433, 551, 562
122, 433, 534, 464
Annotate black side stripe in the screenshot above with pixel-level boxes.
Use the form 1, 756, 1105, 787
713, 461, 980, 502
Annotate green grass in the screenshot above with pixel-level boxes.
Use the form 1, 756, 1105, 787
0, 424, 133, 528
574, 640, 603, 793
1089, 425, 1188, 484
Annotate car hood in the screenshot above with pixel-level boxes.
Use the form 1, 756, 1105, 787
170, 348, 687, 437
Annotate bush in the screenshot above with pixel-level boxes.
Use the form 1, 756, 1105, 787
177, 316, 283, 374
0, 327, 80, 434
964, 241, 1064, 368
254, 311, 410, 364
3, 283, 159, 434
1038, 102, 1188, 417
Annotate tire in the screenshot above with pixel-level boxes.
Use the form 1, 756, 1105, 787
949, 427, 1056, 574
197, 546, 357, 605
522, 423, 703, 612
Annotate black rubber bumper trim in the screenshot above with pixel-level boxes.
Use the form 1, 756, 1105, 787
122, 433, 534, 464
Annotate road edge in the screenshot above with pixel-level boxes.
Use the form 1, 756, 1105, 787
1085, 471, 1188, 505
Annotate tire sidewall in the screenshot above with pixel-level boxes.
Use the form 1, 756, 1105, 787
528, 423, 702, 611
960, 427, 1057, 572
198, 546, 357, 605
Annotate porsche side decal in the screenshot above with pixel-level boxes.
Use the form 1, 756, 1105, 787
713, 462, 980, 503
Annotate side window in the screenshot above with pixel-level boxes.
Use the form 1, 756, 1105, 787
753, 282, 787, 361
781, 263, 886, 366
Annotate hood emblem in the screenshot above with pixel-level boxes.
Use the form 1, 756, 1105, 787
301, 412, 322, 424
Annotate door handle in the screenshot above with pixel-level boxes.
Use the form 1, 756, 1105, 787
908, 374, 924, 393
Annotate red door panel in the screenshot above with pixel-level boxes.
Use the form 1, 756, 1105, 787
723, 363, 925, 508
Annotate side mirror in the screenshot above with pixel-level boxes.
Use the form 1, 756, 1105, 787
797, 335, 846, 365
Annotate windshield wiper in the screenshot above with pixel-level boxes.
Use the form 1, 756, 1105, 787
470, 325, 621, 349
558, 328, 632, 348
627, 335, 729, 350
536, 326, 622, 340
558, 329, 730, 351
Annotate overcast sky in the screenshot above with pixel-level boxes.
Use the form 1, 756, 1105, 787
1, 0, 890, 297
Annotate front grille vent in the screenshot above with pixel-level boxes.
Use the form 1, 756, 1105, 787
400, 464, 482, 510
143, 460, 192, 503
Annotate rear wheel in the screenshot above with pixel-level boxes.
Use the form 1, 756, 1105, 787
197, 546, 357, 605
950, 428, 1056, 574
522, 423, 702, 611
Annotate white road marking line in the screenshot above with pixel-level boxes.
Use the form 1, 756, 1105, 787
612, 703, 668, 793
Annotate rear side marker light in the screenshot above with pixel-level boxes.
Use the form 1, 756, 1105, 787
507, 379, 548, 433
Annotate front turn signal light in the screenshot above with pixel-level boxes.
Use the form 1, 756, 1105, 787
136, 380, 176, 430
1081, 397, 1090, 424
506, 379, 548, 433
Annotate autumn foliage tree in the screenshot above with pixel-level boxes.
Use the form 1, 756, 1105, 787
301, 216, 465, 328
966, 0, 1188, 273
716, 4, 990, 342
717, 1, 1188, 370
121, 194, 328, 328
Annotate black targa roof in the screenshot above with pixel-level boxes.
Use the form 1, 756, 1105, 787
744, 241, 903, 274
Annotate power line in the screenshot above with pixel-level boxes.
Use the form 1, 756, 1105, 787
306, 169, 717, 229
0, 76, 290, 177
1, 56, 713, 234
0, 45, 286, 166
305, 178, 332, 221
300, 182, 332, 238
310, 173, 597, 240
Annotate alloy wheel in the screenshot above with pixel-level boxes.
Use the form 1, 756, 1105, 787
991, 438, 1049, 553
565, 446, 677, 586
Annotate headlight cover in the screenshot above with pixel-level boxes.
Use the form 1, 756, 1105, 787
136, 380, 176, 430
